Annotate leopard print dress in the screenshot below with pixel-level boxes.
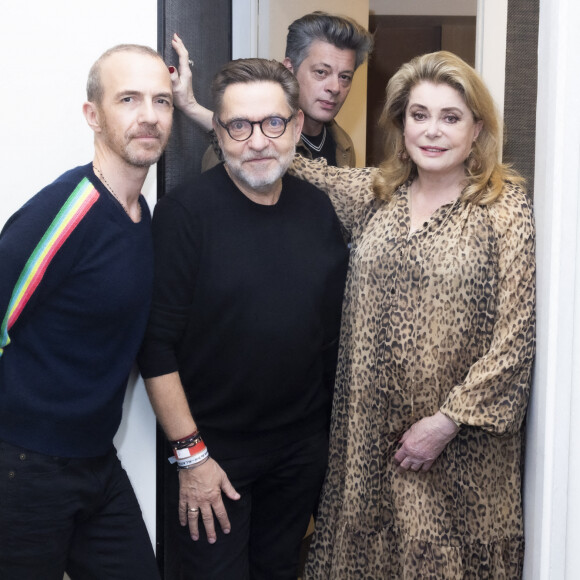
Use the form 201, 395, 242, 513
289, 157, 536, 579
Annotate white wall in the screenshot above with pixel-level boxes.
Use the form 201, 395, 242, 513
524, 0, 580, 577
0, 0, 159, 547
475, 0, 508, 142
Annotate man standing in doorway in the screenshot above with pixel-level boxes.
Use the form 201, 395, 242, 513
283, 11, 373, 167
0, 45, 173, 579
138, 58, 348, 578
173, 11, 373, 169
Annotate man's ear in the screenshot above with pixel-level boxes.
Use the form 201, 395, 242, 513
83, 102, 102, 133
212, 118, 223, 147
293, 109, 304, 143
282, 57, 294, 74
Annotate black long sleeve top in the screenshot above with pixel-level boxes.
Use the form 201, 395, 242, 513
138, 165, 348, 458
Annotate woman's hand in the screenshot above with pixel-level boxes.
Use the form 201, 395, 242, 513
394, 411, 460, 472
169, 33, 214, 131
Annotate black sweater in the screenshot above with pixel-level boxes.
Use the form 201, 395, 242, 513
0, 164, 153, 457
139, 165, 348, 458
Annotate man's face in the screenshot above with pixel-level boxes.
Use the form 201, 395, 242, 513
94, 52, 173, 168
285, 40, 356, 132
215, 81, 303, 196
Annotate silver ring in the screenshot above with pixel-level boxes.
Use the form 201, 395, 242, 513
188, 59, 194, 68
188, 507, 199, 513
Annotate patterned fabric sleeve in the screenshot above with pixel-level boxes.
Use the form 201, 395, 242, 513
288, 154, 378, 237
440, 184, 536, 435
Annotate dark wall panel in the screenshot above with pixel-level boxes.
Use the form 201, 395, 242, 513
156, 2, 231, 577
503, 0, 539, 198
158, 0, 232, 195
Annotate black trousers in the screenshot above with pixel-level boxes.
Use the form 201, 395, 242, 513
174, 430, 328, 580
0, 440, 160, 580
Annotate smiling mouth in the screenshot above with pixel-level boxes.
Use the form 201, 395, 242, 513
421, 146, 447, 152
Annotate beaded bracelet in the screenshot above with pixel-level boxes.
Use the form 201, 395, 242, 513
171, 430, 201, 449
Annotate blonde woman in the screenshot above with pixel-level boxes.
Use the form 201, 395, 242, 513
291, 51, 535, 578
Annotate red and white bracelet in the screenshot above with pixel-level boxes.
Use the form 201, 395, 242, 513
168, 431, 210, 470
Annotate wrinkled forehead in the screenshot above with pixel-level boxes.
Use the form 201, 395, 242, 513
99, 51, 171, 98
220, 81, 290, 120
301, 40, 356, 70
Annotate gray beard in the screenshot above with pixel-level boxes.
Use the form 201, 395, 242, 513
222, 144, 295, 192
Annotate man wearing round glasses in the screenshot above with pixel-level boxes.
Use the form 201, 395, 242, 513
216, 107, 297, 199
139, 58, 348, 579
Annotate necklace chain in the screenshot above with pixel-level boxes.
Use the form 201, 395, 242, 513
301, 126, 327, 153
93, 165, 141, 221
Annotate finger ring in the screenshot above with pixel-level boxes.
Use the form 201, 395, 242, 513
188, 59, 194, 68
188, 507, 199, 513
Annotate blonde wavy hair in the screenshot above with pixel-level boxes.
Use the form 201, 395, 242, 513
372, 51, 524, 205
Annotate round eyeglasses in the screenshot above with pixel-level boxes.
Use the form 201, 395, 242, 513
217, 115, 294, 141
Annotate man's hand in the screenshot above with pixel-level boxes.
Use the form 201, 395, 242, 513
178, 457, 240, 543
393, 411, 460, 472
169, 33, 213, 131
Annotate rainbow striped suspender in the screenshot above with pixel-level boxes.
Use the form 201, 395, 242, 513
0, 177, 100, 356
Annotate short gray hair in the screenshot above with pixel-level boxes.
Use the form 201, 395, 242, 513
86, 44, 163, 104
212, 58, 300, 118
285, 11, 373, 71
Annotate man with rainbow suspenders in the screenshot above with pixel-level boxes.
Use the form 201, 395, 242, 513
0, 45, 173, 579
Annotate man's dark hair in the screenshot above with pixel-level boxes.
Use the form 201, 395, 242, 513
285, 11, 373, 71
212, 58, 300, 117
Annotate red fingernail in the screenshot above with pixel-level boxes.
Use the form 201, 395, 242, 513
168, 66, 176, 74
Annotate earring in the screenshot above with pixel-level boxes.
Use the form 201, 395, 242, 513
465, 150, 480, 173
398, 148, 409, 162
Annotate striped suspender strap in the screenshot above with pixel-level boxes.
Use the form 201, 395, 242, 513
0, 178, 100, 356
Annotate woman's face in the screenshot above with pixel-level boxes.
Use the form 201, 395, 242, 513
403, 81, 482, 178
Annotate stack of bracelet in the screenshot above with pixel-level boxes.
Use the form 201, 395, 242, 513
170, 430, 209, 471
